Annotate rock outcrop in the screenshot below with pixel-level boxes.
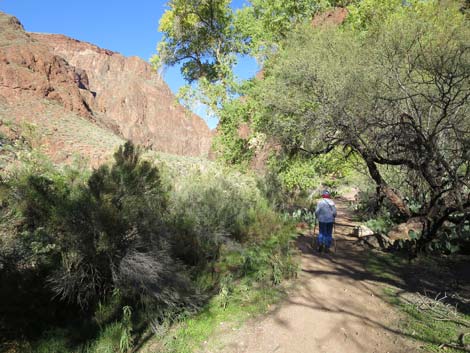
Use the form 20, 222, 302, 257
0, 13, 95, 119
30, 33, 212, 157
312, 7, 349, 28
0, 11, 212, 164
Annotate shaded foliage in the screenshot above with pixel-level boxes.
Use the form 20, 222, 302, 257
0, 142, 297, 351
255, 2, 470, 251
0, 142, 194, 340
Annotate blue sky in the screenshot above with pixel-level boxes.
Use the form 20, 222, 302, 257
0, 0, 258, 129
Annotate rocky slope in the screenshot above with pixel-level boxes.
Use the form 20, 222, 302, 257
0, 13, 95, 119
31, 33, 212, 156
0, 11, 212, 166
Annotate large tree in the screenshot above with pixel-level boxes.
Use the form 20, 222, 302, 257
153, 1, 329, 114
254, 2, 470, 249
155, 0, 326, 81
155, 0, 241, 83
154, 0, 331, 161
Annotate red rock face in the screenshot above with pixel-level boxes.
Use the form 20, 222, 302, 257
0, 14, 95, 119
0, 11, 212, 161
31, 33, 212, 157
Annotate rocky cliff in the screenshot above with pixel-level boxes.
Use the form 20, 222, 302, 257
0, 13, 95, 118
0, 11, 212, 165
31, 33, 212, 156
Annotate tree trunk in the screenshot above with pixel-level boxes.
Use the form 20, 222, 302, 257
363, 156, 412, 218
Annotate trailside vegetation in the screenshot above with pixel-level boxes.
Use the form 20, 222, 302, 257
254, 2, 469, 253
156, 0, 469, 254
0, 142, 297, 352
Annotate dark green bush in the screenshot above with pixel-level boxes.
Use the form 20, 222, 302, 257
0, 142, 196, 335
0, 142, 298, 351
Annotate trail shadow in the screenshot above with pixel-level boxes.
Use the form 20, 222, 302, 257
289, 223, 470, 351
216, 197, 469, 353
296, 234, 314, 254
296, 210, 470, 314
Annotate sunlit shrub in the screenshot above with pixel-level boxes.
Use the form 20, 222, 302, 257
169, 168, 265, 267
0, 142, 298, 350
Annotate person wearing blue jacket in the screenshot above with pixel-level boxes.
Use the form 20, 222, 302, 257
315, 190, 337, 253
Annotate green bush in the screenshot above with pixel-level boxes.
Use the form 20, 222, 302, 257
0, 142, 196, 339
0, 142, 298, 351
214, 208, 298, 287
12, 142, 190, 310
366, 216, 394, 236
169, 168, 265, 268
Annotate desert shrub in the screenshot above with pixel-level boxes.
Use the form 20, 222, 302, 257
17, 142, 178, 309
115, 250, 197, 310
169, 168, 265, 269
0, 142, 197, 335
0, 156, 87, 339
256, 168, 289, 210
0, 142, 298, 351
216, 220, 298, 286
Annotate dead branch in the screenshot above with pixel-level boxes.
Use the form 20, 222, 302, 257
438, 333, 470, 352
413, 291, 470, 328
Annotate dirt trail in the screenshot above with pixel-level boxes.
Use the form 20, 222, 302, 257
207, 195, 418, 353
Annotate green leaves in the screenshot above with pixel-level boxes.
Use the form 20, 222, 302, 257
234, 0, 322, 56
155, 0, 324, 82
156, 0, 239, 83
408, 229, 419, 240
7, 141, 172, 309
346, 0, 404, 32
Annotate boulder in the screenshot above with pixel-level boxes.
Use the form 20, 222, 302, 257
356, 233, 393, 250
388, 217, 424, 242
363, 235, 381, 249
359, 225, 375, 237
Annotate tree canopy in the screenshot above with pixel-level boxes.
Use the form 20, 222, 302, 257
153, 0, 331, 115
155, 0, 241, 83
255, 2, 469, 249
155, 0, 469, 250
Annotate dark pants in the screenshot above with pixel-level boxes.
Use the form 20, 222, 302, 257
318, 222, 334, 248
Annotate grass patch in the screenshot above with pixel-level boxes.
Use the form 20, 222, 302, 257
398, 304, 469, 353
366, 251, 470, 353
146, 279, 288, 353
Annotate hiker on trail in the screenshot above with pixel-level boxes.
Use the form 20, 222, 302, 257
315, 190, 337, 253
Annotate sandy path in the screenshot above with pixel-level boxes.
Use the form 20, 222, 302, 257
206, 197, 418, 353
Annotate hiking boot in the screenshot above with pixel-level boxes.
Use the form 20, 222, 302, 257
324, 247, 330, 254
317, 244, 324, 253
